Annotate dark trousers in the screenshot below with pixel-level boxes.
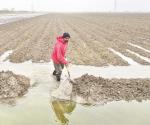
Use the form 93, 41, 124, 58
53, 62, 64, 76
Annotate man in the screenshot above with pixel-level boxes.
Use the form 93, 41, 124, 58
51, 32, 70, 81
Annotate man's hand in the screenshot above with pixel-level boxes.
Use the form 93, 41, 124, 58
65, 61, 72, 68
65, 63, 69, 68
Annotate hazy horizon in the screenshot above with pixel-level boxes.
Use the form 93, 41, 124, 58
0, 0, 150, 12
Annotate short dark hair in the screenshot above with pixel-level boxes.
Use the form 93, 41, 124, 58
62, 32, 71, 38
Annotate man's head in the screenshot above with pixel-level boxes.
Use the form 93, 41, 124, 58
62, 32, 70, 42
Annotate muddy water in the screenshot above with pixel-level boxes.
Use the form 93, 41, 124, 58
1, 52, 150, 125
0, 78, 150, 125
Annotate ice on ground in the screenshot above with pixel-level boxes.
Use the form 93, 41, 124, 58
1, 50, 150, 80
0, 50, 13, 62
108, 48, 140, 66
127, 49, 150, 63
128, 42, 150, 54
1, 50, 150, 101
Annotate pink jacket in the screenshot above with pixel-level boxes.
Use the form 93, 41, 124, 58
51, 36, 68, 64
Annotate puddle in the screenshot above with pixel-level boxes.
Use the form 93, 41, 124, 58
1, 51, 150, 125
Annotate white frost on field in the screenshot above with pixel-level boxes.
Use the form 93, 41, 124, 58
108, 48, 140, 66
128, 42, 150, 54
127, 49, 150, 63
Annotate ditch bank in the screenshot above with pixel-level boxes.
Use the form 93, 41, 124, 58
0, 71, 30, 101
72, 74, 150, 104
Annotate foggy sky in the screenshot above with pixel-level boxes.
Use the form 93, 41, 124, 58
0, 0, 150, 12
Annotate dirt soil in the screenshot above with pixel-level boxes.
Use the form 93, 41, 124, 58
0, 71, 30, 101
72, 74, 150, 104
1, 13, 150, 66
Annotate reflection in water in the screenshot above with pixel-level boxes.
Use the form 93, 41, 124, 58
50, 98, 76, 125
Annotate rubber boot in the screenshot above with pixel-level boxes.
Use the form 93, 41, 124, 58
53, 70, 56, 76
56, 73, 61, 82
